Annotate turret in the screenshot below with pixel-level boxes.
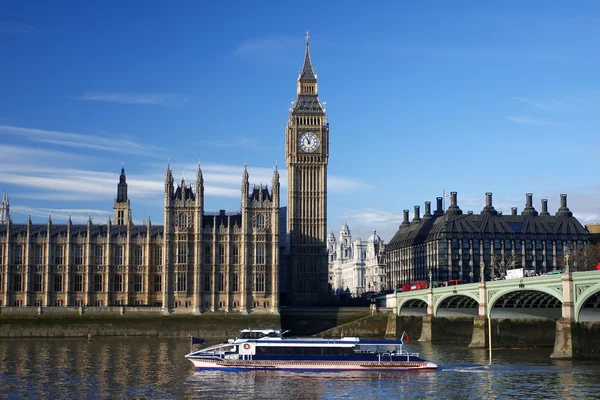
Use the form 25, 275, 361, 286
271, 162, 280, 203
241, 161, 250, 208
0, 192, 10, 223
114, 164, 131, 225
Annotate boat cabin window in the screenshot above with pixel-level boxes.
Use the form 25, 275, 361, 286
255, 346, 353, 356
240, 332, 266, 339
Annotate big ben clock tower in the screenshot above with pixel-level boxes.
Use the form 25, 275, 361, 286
286, 33, 329, 305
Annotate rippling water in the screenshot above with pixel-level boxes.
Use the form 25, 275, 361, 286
0, 337, 599, 399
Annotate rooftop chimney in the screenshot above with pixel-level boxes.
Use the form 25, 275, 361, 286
401, 209, 410, 227
467, 211, 473, 215
412, 205, 421, 223
556, 194, 573, 217
435, 197, 444, 216
540, 199, 550, 216
511, 207, 517, 216
446, 191, 463, 215
423, 201, 432, 220
482, 192, 498, 215
521, 193, 538, 216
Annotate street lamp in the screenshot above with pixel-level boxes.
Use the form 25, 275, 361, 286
564, 248, 571, 273
479, 261, 485, 283
428, 269, 433, 289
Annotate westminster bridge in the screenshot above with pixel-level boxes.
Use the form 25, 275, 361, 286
388, 270, 600, 359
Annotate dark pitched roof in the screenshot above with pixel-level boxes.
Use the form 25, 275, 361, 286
249, 186, 272, 202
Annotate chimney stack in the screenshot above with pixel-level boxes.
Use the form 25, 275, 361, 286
511, 207, 517, 216
561, 194, 567, 208
425, 201, 431, 216
486, 192, 492, 207
401, 209, 410, 227
521, 193, 538, 216
526, 193, 533, 208
435, 197, 444, 216
451, 192, 457, 207
541, 199, 549, 216
412, 205, 421, 223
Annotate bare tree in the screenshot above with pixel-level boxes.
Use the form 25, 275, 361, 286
490, 252, 519, 280
572, 243, 600, 272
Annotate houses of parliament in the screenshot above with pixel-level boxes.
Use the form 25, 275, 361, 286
0, 36, 330, 313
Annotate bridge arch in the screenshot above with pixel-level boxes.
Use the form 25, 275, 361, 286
397, 296, 428, 316
434, 293, 479, 317
575, 282, 600, 322
488, 287, 563, 319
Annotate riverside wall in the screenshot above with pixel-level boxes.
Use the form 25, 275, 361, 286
0, 306, 370, 338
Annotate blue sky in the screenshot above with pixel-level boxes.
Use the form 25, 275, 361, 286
1, 1, 599, 242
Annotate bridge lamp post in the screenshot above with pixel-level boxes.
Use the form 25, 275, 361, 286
428, 269, 433, 289
480, 261, 485, 283
564, 248, 571, 273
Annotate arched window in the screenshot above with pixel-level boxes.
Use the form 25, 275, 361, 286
257, 214, 265, 229
179, 213, 187, 228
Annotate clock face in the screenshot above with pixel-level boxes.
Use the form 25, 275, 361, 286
298, 131, 320, 153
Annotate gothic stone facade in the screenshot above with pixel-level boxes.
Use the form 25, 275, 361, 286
386, 192, 589, 288
327, 224, 386, 297
0, 162, 280, 314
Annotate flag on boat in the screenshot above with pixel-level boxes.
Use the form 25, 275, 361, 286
401, 332, 410, 344
191, 337, 205, 345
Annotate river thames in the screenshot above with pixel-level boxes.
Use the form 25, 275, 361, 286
0, 337, 599, 399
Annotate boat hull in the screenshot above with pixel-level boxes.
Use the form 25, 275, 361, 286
188, 358, 437, 372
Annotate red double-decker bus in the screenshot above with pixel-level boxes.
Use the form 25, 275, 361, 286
400, 280, 429, 292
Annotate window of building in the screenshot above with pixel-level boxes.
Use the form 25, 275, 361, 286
176, 272, 187, 292
218, 273, 224, 292
153, 246, 162, 266
177, 243, 187, 264
54, 274, 63, 292
12, 273, 22, 292
0, 274, 3, 291
134, 246, 143, 266
0, 245, 3, 264
255, 243, 265, 265
35, 246, 44, 265
232, 273, 239, 292
95, 246, 103, 265
203, 273, 211, 291
204, 245, 211, 264
257, 214, 265, 229
133, 273, 143, 292
75, 246, 84, 265
94, 274, 103, 292
115, 246, 123, 266
95, 300, 104, 307
54, 246, 63, 265
233, 245, 239, 264
254, 273, 265, 292
219, 244, 225, 264
74, 299, 83, 307
35, 299, 42, 307
34, 274, 43, 292
135, 300, 144, 306
74, 274, 83, 292
154, 275, 162, 292
179, 213, 187, 228
14, 245, 23, 265
114, 274, 123, 292
117, 210, 124, 225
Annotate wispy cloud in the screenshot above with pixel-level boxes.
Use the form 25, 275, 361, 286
235, 35, 298, 55
504, 115, 562, 126
74, 92, 189, 107
233, 35, 301, 65
0, 21, 39, 34
329, 176, 371, 192
196, 137, 260, 150
0, 124, 161, 155
512, 97, 552, 111
11, 205, 111, 223
348, 209, 403, 226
